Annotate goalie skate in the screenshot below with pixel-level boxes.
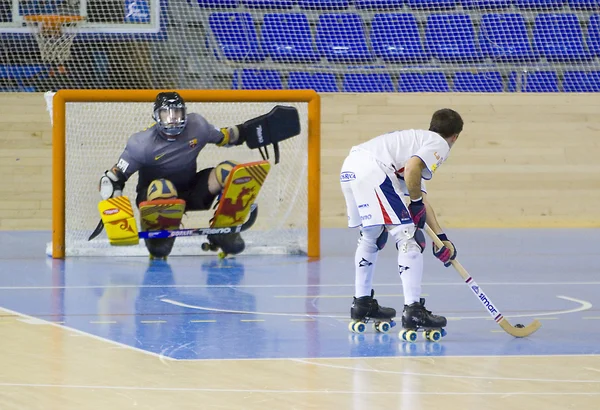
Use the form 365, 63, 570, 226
202, 160, 270, 258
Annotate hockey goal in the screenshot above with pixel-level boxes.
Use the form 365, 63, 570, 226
49, 90, 320, 258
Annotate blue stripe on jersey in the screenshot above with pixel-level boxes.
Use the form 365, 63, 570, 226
379, 176, 412, 224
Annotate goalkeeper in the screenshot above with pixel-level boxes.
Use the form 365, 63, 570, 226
99, 91, 263, 258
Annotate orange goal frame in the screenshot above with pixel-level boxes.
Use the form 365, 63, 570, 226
52, 89, 321, 259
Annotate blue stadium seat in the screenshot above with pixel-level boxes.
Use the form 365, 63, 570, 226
479, 14, 538, 62
316, 14, 373, 63
261, 14, 319, 63
567, 0, 599, 9
453, 72, 504, 91
298, 0, 349, 9
288, 72, 339, 91
195, 0, 239, 8
241, 0, 294, 8
508, 71, 559, 92
461, 0, 511, 9
562, 71, 600, 91
370, 14, 429, 63
513, 0, 564, 9
209, 13, 264, 62
355, 0, 405, 9
231, 69, 283, 89
533, 14, 591, 62
397, 72, 450, 91
0, 65, 45, 91
588, 15, 600, 56
407, 0, 457, 9
425, 14, 483, 62
342, 73, 394, 92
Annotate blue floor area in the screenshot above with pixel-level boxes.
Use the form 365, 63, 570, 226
1, 229, 600, 360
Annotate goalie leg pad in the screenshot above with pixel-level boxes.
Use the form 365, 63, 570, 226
139, 199, 186, 231
98, 197, 139, 246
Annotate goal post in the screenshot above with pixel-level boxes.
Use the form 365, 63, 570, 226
51, 89, 320, 259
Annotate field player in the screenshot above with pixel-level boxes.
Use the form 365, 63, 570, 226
340, 108, 464, 332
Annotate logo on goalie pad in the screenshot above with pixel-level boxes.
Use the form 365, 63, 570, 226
103, 208, 119, 216
233, 176, 252, 185
471, 285, 480, 295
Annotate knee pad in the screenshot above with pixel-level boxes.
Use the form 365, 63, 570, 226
147, 178, 178, 201
389, 224, 425, 254
214, 160, 240, 188
358, 225, 388, 252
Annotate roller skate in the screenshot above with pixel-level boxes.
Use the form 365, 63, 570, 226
203, 232, 245, 259
348, 290, 397, 334
399, 298, 447, 343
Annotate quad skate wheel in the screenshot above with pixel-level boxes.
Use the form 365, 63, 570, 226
400, 329, 417, 342
425, 330, 442, 342
441, 328, 447, 337
218, 251, 226, 259
350, 321, 366, 333
374, 321, 391, 333
201, 242, 210, 251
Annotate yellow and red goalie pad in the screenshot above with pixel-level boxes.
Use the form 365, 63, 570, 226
98, 196, 139, 246
211, 160, 270, 228
139, 199, 186, 231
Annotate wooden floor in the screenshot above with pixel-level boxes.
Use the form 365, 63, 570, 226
1, 229, 599, 409
1, 315, 599, 409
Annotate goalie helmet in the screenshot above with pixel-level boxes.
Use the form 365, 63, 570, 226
153, 92, 187, 139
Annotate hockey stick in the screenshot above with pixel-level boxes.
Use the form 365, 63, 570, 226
139, 204, 258, 240
88, 219, 104, 241
424, 225, 541, 338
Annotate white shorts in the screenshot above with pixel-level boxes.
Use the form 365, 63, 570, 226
340, 149, 413, 228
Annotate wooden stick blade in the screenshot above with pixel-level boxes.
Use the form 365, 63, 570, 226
499, 318, 542, 338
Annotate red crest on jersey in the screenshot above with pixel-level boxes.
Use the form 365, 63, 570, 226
189, 138, 197, 148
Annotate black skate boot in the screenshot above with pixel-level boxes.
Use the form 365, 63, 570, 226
145, 238, 175, 260
400, 298, 447, 342
204, 232, 245, 258
349, 290, 397, 334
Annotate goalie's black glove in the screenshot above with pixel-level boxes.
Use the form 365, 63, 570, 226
235, 106, 301, 164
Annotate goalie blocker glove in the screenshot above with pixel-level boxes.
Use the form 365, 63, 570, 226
232, 106, 301, 164
99, 166, 126, 200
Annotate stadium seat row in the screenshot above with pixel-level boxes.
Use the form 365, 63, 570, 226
231, 69, 600, 91
210, 12, 600, 64
195, 0, 600, 11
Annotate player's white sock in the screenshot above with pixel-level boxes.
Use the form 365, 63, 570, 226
397, 251, 423, 305
355, 246, 378, 298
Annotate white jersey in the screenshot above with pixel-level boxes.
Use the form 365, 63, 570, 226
354, 129, 450, 183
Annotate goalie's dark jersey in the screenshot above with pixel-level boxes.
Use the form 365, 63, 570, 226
114, 113, 224, 191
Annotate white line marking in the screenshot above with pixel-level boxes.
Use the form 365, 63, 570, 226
140, 320, 167, 324
0, 382, 598, 394
189, 320, 216, 323
2, 282, 600, 290
292, 359, 600, 384
161, 295, 592, 321
0, 306, 176, 362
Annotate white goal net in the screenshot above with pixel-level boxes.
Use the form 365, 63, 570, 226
48, 99, 310, 257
